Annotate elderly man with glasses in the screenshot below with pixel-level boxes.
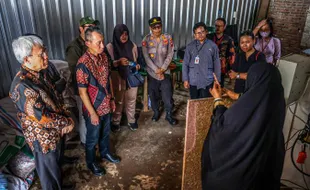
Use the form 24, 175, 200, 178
10, 35, 75, 190
142, 16, 177, 126
182, 22, 221, 99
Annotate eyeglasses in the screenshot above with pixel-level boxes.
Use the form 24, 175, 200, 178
29, 47, 47, 58
195, 30, 206, 35
151, 25, 162, 30
83, 24, 95, 28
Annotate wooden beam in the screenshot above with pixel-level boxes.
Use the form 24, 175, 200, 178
256, 0, 271, 22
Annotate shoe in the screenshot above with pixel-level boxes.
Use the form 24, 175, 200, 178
62, 183, 76, 190
87, 163, 106, 176
102, 153, 121, 163
152, 111, 160, 122
165, 111, 177, 125
111, 124, 120, 133
128, 122, 138, 131
63, 156, 79, 164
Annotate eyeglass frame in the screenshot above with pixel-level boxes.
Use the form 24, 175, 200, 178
28, 46, 48, 58
151, 24, 162, 30
194, 30, 206, 36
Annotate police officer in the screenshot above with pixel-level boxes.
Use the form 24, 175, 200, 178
142, 17, 176, 125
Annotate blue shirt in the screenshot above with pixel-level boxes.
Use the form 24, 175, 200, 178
182, 39, 221, 89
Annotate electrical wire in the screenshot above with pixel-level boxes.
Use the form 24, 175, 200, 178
286, 130, 303, 151
281, 179, 308, 190
286, 129, 303, 146
288, 106, 310, 128
301, 164, 310, 190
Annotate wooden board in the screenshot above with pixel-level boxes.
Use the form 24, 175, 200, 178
181, 98, 234, 190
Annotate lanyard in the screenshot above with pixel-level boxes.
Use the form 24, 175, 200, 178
261, 38, 271, 52
213, 35, 224, 47
196, 40, 207, 55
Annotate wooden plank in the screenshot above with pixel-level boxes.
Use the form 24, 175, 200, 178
182, 98, 234, 190
143, 75, 149, 112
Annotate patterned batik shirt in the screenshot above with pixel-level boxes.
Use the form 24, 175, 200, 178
142, 33, 174, 80
9, 64, 73, 154
208, 33, 235, 74
76, 51, 112, 117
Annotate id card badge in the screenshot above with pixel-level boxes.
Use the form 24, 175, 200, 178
194, 55, 200, 64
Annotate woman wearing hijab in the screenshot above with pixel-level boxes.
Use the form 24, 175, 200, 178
202, 62, 285, 190
253, 19, 281, 66
106, 24, 140, 132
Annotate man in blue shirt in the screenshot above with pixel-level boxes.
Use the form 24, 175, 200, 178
182, 22, 221, 99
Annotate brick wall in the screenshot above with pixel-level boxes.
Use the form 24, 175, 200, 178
268, 0, 310, 55
301, 7, 310, 48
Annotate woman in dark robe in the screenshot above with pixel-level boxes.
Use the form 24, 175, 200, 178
202, 62, 285, 190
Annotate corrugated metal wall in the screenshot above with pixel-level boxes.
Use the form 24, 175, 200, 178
0, 0, 260, 98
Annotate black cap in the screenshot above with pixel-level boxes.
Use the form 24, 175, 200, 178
149, 17, 162, 26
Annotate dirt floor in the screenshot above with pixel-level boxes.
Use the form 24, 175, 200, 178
30, 88, 189, 190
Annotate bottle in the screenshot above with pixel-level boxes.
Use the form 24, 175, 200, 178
129, 61, 138, 74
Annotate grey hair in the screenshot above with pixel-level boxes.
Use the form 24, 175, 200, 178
85, 26, 103, 42
12, 35, 43, 63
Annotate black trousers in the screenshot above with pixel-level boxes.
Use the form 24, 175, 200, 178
148, 74, 174, 112
32, 140, 63, 190
189, 84, 213, 99
220, 73, 225, 87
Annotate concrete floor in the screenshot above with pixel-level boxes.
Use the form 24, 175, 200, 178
31, 88, 189, 190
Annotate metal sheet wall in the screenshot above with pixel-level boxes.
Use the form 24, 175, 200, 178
0, 0, 259, 98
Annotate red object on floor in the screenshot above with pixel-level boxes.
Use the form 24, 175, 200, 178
297, 151, 307, 164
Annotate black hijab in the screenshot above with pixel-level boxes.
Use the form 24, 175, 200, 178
202, 62, 285, 190
112, 24, 134, 61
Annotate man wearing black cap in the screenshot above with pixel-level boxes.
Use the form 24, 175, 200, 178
142, 17, 177, 125
65, 16, 99, 146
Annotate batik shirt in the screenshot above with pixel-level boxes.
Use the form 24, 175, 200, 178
76, 51, 112, 117
208, 33, 235, 74
142, 33, 174, 80
9, 64, 72, 154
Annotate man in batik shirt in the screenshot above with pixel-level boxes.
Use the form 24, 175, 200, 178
76, 26, 120, 176
142, 16, 176, 125
10, 35, 74, 190
208, 18, 235, 87
65, 16, 100, 146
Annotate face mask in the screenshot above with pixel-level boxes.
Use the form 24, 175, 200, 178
259, 31, 270, 38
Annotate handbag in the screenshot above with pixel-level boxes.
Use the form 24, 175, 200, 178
127, 62, 144, 87
127, 71, 144, 88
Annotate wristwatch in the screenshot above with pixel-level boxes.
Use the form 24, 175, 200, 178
236, 73, 240, 79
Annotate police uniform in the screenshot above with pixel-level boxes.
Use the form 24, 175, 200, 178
142, 17, 176, 125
